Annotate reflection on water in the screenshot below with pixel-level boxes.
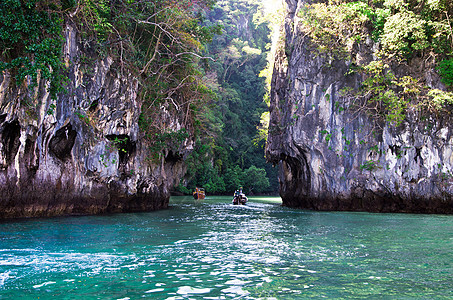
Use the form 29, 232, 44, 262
0, 196, 452, 299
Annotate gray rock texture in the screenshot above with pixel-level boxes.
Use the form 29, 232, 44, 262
0, 24, 190, 218
266, 0, 453, 213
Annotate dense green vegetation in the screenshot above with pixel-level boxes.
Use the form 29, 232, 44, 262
178, 0, 279, 195
0, 0, 71, 99
0, 0, 278, 195
299, 0, 453, 125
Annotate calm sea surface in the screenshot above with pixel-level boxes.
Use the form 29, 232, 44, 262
0, 196, 452, 299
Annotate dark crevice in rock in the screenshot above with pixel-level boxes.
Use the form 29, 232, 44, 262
88, 99, 99, 112
106, 134, 136, 165
24, 138, 38, 173
165, 150, 183, 163
49, 124, 77, 161
1, 120, 21, 165
389, 145, 401, 157
0, 114, 7, 124
415, 146, 423, 164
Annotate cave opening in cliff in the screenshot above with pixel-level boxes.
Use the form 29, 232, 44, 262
106, 134, 136, 165
1, 120, 21, 165
165, 150, 183, 163
0, 114, 7, 124
280, 153, 311, 208
48, 124, 77, 161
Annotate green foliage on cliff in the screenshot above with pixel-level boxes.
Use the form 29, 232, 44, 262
438, 59, 453, 86
298, 0, 453, 125
0, 0, 71, 99
146, 129, 189, 162
0, 0, 221, 163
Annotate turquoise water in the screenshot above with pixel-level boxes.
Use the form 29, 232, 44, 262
0, 196, 452, 299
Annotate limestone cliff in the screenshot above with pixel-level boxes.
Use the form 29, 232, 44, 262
0, 24, 190, 219
266, 0, 453, 213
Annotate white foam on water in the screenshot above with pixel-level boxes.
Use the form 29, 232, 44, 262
33, 281, 56, 288
300, 268, 317, 274
0, 271, 11, 287
264, 257, 280, 264
200, 257, 216, 263
174, 240, 190, 244
144, 270, 155, 278
176, 286, 211, 295
188, 272, 204, 275
221, 286, 250, 296
145, 288, 164, 293
2, 250, 131, 277
243, 272, 262, 278
122, 262, 145, 270
0, 248, 40, 253
225, 279, 250, 285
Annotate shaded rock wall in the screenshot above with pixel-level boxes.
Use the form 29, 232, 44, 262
0, 24, 190, 219
266, 0, 453, 213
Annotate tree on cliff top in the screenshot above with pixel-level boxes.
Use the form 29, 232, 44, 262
0, 0, 221, 162
72, 0, 222, 150
298, 0, 453, 125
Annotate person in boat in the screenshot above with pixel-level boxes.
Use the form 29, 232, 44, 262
233, 189, 239, 204
233, 187, 247, 204
239, 188, 247, 204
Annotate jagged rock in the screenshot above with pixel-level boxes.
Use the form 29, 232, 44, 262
266, 0, 453, 213
0, 24, 190, 219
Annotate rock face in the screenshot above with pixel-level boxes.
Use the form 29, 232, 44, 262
0, 25, 190, 219
266, 0, 453, 213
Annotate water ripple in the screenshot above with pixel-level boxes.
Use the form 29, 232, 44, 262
0, 196, 452, 299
